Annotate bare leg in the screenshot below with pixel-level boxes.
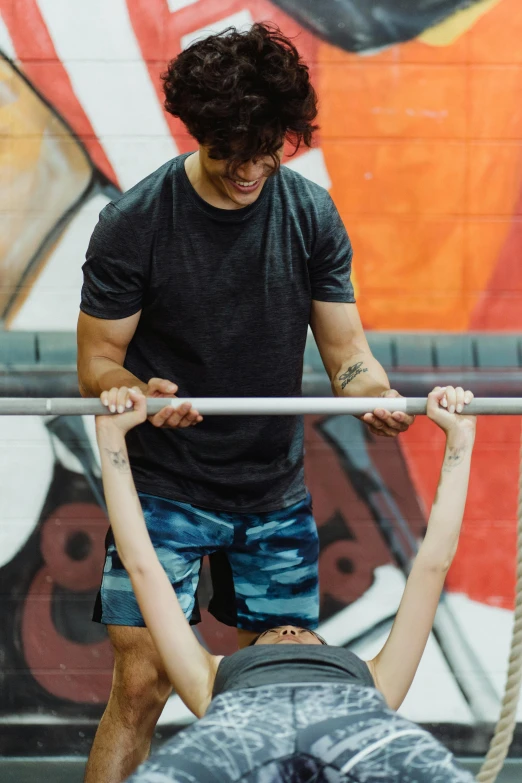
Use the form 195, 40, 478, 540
84, 625, 172, 783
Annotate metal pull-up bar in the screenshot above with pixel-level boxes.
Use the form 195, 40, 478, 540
0, 397, 522, 416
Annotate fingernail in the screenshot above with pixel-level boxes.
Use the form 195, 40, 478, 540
110, 405, 116, 413
441, 399, 447, 407
456, 404, 463, 413
449, 405, 455, 414
117, 405, 124, 413
126, 400, 132, 408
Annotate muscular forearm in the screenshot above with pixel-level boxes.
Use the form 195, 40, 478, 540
79, 356, 147, 398
418, 428, 475, 570
332, 350, 390, 398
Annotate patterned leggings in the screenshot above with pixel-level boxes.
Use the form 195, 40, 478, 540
127, 683, 475, 782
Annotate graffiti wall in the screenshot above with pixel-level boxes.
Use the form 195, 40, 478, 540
1, 0, 521, 756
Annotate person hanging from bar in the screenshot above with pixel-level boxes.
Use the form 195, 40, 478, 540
77, 24, 415, 782
92, 384, 474, 782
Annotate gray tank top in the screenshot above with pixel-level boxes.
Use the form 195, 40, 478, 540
213, 644, 375, 697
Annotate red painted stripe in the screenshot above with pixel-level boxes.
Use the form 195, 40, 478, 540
0, 0, 119, 186
401, 416, 519, 610
470, 218, 522, 330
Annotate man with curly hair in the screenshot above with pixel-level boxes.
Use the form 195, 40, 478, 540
77, 23, 414, 783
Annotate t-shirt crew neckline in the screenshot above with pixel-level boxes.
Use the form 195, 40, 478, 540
177, 152, 273, 222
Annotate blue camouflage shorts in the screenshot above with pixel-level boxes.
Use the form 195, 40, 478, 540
93, 492, 319, 632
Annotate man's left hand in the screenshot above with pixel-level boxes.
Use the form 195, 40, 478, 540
361, 389, 415, 438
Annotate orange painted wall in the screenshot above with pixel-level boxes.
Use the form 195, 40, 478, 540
317, 0, 522, 333
313, 0, 522, 610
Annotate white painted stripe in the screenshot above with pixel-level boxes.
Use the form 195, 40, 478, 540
444, 593, 522, 721
181, 9, 254, 50
11, 194, 110, 331
284, 147, 332, 190
0, 416, 53, 569
340, 729, 427, 773
0, 10, 16, 60
167, 0, 201, 12
317, 565, 405, 646
37, 0, 178, 190
157, 693, 197, 726
38, 0, 142, 61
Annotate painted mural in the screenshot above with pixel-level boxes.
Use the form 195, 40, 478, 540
1, 0, 521, 758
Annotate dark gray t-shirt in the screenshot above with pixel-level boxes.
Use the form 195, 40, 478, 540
81, 153, 355, 511
212, 644, 374, 696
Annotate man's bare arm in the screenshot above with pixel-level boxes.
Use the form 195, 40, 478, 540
77, 310, 144, 397
77, 310, 201, 427
310, 300, 414, 436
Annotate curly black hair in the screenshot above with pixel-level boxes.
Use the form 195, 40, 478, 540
161, 23, 318, 171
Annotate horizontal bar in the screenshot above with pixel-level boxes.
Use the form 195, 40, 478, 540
1, 397, 522, 416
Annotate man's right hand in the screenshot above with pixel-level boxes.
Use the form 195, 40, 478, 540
100, 378, 203, 429
146, 377, 203, 429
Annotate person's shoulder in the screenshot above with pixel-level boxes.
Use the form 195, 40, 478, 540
275, 164, 335, 230
90, 157, 183, 249
107, 157, 180, 222
277, 162, 332, 207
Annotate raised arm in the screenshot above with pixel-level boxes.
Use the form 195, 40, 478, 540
310, 300, 413, 437
367, 386, 476, 710
95, 389, 220, 717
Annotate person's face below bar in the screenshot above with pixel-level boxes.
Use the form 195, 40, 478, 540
255, 625, 326, 646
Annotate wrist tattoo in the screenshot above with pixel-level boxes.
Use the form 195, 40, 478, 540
338, 361, 368, 390
442, 446, 465, 473
104, 448, 130, 473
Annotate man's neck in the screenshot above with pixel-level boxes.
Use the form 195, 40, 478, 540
184, 151, 242, 210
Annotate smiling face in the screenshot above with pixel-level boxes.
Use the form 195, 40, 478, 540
196, 145, 283, 209
254, 625, 327, 646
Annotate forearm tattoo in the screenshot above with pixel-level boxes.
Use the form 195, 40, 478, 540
338, 361, 368, 390
442, 446, 466, 474
104, 448, 130, 473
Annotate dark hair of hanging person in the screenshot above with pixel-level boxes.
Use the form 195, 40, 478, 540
161, 22, 319, 174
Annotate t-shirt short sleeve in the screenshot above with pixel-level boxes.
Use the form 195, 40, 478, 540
309, 192, 355, 303
80, 203, 145, 320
